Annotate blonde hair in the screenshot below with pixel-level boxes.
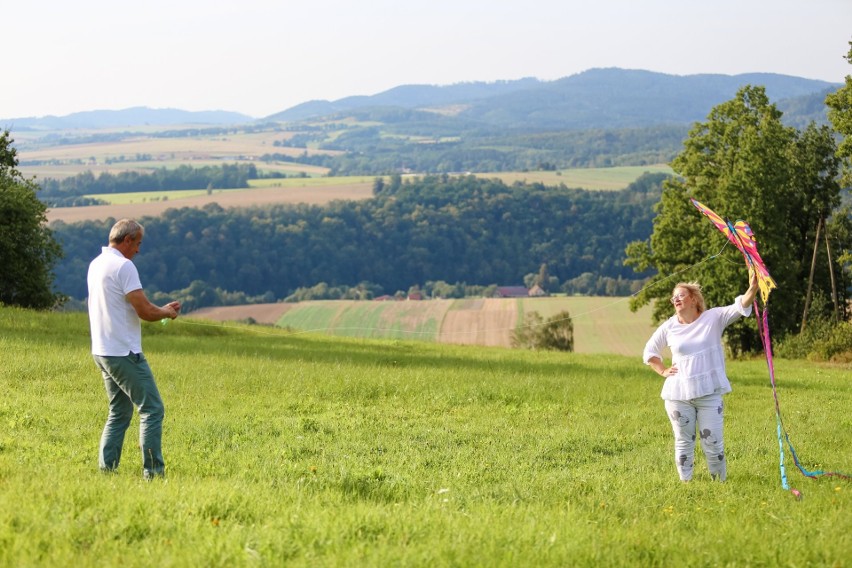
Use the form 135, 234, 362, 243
673, 281, 706, 313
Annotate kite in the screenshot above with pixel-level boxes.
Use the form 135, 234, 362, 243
691, 198, 850, 496
690, 198, 776, 304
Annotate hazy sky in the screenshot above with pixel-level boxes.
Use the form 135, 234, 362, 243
4, 0, 851, 119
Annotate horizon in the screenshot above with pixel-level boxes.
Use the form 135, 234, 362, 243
1, 67, 843, 123
4, 0, 851, 120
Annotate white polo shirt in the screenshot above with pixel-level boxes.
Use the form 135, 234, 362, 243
87, 247, 144, 356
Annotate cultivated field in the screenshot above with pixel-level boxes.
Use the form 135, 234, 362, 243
19, 124, 673, 223
16, 128, 331, 178
189, 296, 658, 356
45, 181, 376, 223
1, 306, 849, 566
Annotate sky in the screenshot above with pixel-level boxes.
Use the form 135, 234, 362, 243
4, 0, 851, 120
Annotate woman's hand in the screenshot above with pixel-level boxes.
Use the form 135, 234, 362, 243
742, 270, 760, 307
660, 364, 678, 377
648, 357, 677, 377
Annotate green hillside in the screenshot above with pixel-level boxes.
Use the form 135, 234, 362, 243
1, 306, 850, 566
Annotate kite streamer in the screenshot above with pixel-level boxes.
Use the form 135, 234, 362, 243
691, 198, 851, 494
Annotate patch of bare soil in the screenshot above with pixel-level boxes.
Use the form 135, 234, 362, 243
437, 298, 517, 347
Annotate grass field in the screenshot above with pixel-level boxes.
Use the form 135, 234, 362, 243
475, 165, 673, 190
2, 306, 848, 566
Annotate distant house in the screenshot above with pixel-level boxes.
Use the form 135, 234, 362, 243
494, 286, 530, 298
528, 284, 547, 297
407, 292, 423, 301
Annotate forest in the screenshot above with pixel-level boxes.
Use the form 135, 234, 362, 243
49, 173, 666, 305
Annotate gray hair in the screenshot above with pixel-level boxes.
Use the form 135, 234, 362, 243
109, 219, 144, 244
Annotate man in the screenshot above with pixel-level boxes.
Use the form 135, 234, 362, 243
87, 218, 180, 480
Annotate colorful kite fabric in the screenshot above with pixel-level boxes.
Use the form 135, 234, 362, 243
690, 198, 777, 304
690, 198, 851, 494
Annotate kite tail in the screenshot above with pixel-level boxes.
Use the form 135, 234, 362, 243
755, 305, 852, 486
755, 304, 793, 491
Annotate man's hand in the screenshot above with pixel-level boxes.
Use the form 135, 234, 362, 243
127, 290, 181, 322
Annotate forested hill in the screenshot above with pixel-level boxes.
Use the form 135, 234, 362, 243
268, 68, 838, 128
50, 174, 666, 305
4, 69, 835, 131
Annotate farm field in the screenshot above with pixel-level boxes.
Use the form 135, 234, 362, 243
475, 164, 673, 190
16, 128, 331, 178
43, 165, 669, 223
45, 181, 376, 223
189, 296, 659, 356
1, 306, 849, 566
18, 124, 676, 224
22, 123, 673, 223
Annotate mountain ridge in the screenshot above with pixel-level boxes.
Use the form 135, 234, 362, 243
1, 68, 840, 131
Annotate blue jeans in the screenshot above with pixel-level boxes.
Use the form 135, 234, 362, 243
93, 353, 165, 479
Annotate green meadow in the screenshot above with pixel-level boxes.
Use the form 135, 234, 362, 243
1, 306, 850, 566
477, 165, 674, 190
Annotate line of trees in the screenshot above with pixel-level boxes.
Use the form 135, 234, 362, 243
38, 164, 259, 207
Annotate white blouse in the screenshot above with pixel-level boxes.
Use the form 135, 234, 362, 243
643, 295, 752, 401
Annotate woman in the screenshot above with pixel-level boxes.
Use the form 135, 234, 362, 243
643, 275, 758, 482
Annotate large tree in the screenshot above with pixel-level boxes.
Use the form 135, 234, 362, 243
824, 40, 852, 312
625, 86, 844, 352
0, 130, 64, 309
825, 40, 852, 186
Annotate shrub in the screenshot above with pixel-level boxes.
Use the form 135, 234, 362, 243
511, 310, 574, 351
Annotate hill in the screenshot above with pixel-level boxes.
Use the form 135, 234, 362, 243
3, 68, 836, 132
1, 305, 850, 566
0, 107, 254, 130
268, 68, 839, 129
8, 68, 838, 181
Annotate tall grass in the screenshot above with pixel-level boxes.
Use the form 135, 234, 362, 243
0, 306, 849, 566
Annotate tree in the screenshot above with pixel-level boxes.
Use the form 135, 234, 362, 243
825, 40, 852, 186
625, 86, 845, 352
822, 40, 852, 316
0, 130, 64, 309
